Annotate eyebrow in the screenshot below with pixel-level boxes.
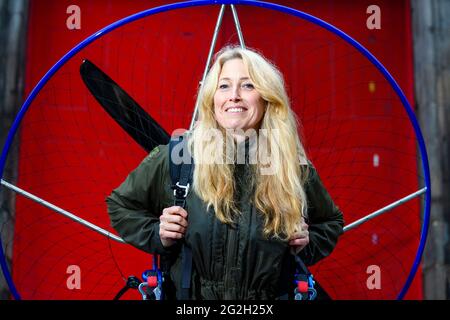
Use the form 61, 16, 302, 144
219, 77, 251, 81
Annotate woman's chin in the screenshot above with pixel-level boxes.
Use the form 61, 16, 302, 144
222, 122, 244, 131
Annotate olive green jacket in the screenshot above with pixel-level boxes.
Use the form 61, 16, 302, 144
106, 144, 344, 300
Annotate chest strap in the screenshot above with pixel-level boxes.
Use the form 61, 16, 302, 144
169, 135, 194, 300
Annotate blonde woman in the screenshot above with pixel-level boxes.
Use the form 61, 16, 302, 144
107, 46, 344, 300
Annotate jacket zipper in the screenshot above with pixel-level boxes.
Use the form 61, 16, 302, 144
224, 223, 239, 298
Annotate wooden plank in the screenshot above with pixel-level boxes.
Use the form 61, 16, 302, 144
0, 0, 28, 300
411, 0, 450, 300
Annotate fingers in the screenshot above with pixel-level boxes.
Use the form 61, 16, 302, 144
162, 206, 188, 219
289, 221, 310, 254
290, 229, 309, 241
159, 206, 189, 247
289, 237, 309, 247
293, 222, 308, 234
301, 221, 309, 231
161, 230, 185, 240
160, 212, 188, 228
160, 221, 186, 233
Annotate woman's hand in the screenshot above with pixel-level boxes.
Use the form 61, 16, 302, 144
159, 206, 188, 248
289, 221, 309, 255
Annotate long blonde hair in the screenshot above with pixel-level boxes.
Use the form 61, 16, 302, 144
189, 46, 309, 240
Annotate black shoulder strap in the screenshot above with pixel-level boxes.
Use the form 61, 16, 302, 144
169, 135, 194, 300
169, 135, 194, 205
295, 255, 310, 276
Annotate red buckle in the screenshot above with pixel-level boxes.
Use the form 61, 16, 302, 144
297, 280, 308, 293
147, 276, 158, 288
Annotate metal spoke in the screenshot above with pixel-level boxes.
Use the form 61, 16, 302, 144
1, 179, 125, 243
343, 187, 427, 232
189, 4, 226, 130
231, 4, 246, 49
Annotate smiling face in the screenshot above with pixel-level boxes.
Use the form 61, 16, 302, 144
213, 58, 266, 132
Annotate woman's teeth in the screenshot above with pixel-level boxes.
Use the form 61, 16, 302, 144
227, 107, 245, 113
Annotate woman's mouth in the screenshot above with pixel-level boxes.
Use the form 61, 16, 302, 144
225, 106, 247, 113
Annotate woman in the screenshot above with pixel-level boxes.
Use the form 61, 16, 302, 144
106, 46, 344, 300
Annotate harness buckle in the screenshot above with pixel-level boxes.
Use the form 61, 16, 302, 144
173, 182, 190, 198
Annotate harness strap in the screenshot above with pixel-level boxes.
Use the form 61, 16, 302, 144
295, 255, 309, 275
294, 255, 317, 300
169, 135, 194, 300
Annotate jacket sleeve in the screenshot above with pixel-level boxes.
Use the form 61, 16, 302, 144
105, 145, 174, 255
298, 164, 344, 266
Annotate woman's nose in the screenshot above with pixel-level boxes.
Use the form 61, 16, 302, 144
229, 86, 241, 102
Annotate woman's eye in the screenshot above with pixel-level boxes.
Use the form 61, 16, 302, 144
218, 83, 229, 89
242, 83, 255, 89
